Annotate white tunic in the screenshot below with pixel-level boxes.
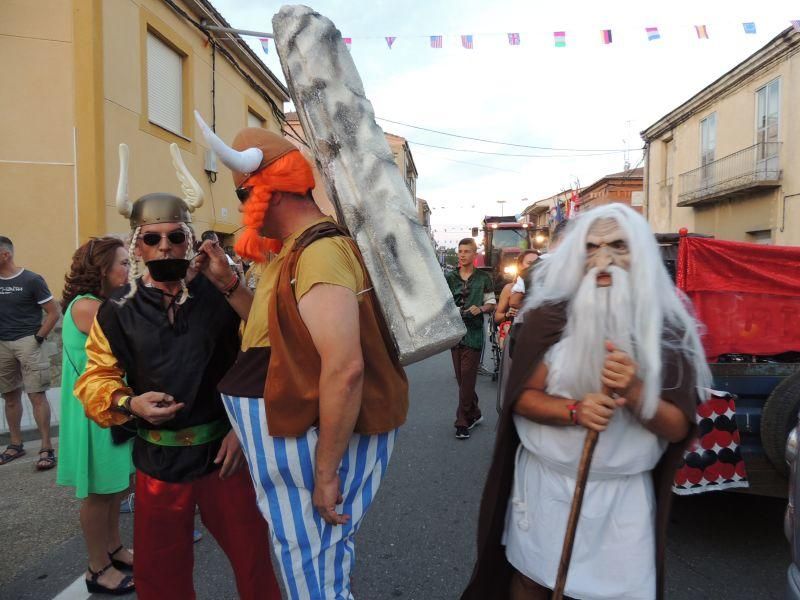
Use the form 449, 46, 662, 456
503, 339, 667, 600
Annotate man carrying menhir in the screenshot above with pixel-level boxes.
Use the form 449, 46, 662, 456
445, 237, 496, 440
462, 204, 711, 600
198, 115, 409, 600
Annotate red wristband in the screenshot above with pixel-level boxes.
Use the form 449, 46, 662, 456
566, 402, 578, 425
220, 273, 238, 293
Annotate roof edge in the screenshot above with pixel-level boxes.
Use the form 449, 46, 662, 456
641, 27, 800, 142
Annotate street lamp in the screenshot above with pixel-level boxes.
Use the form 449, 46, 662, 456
496, 200, 507, 216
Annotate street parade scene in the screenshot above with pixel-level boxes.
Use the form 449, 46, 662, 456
2, 1, 800, 599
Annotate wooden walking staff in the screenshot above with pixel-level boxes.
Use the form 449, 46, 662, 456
552, 384, 614, 597
551, 424, 601, 599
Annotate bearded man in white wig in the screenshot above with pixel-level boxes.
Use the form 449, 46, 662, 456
462, 203, 711, 600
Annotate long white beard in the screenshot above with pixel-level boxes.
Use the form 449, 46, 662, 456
548, 266, 635, 401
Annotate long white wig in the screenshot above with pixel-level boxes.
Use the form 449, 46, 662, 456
525, 203, 711, 420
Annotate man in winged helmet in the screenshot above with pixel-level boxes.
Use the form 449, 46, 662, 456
75, 143, 280, 599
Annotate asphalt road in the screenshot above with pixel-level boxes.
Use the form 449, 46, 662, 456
0, 350, 791, 599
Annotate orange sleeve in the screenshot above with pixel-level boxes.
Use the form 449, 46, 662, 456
73, 318, 133, 428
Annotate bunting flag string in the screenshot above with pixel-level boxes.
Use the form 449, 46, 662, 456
251, 21, 800, 56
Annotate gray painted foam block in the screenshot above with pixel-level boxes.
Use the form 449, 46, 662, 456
273, 5, 466, 365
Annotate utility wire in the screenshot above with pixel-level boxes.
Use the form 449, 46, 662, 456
408, 140, 624, 158
378, 117, 631, 152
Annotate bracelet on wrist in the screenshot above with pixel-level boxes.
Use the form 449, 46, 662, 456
566, 401, 578, 425
222, 276, 241, 298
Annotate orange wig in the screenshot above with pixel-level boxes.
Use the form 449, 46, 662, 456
235, 149, 316, 262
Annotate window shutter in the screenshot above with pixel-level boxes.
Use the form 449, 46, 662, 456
147, 33, 183, 135
247, 111, 264, 128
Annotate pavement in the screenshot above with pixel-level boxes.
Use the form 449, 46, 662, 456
0, 350, 792, 599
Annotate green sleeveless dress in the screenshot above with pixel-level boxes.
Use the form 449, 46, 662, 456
56, 294, 134, 498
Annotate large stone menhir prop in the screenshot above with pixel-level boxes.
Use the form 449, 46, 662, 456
272, 5, 466, 365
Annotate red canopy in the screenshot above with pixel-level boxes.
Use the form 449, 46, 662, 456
677, 236, 800, 360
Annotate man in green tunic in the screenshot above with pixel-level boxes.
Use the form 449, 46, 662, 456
445, 238, 496, 440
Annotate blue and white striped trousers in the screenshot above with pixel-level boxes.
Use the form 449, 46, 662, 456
222, 394, 397, 600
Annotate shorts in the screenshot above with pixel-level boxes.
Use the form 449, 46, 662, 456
0, 336, 51, 394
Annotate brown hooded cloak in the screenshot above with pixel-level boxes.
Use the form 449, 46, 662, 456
462, 301, 699, 600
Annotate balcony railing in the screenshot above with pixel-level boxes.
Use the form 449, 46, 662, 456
677, 142, 782, 206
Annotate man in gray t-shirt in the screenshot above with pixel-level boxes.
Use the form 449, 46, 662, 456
0, 236, 59, 469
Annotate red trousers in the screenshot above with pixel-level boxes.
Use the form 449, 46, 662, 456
134, 467, 280, 600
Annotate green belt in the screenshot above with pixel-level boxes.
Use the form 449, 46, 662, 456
138, 420, 230, 447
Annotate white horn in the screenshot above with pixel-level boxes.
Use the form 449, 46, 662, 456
116, 144, 132, 218
194, 110, 263, 175
169, 143, 204, 211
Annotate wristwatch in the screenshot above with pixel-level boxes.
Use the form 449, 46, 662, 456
34, 334, 44, 344
114, 395, 135, 418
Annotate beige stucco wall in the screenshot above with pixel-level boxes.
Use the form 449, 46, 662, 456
644, 48, 799, 244
103, 0, 285, 241
0, 1, 77, 293
1, 0, 287, 297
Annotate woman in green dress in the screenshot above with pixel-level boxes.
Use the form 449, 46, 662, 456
56, 237, 136, 595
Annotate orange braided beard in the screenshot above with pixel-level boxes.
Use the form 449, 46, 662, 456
234, 184, 282, 262
233, 150, 315, 263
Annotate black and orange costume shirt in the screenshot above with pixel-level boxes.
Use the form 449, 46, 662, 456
74, 274, 240, 483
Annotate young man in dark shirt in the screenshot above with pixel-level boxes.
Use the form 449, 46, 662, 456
445, 238, 496, 439
0, 236, 60, 469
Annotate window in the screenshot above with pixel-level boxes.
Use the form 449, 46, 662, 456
147, 32, 184, 135
756, 78, 780, 178
700, 113, 716, 177
747, 229, 772, 245
247, 110, 265, 128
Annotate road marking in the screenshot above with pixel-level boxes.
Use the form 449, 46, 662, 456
52, 575, 89, 600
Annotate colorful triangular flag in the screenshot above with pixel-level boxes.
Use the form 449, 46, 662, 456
461, 35, 473, 49
554, 31, 566, 47
742, 22, 757, 34
430, 35, 443, 48
259, 37, 269, 54
343, 37, 352, 50
508, 32, 520, 46
645, 27, 661, 41
386, 36, 396, 49
792, 20, 800, 33
695, 25, 709, 39
601, 29, 612, 44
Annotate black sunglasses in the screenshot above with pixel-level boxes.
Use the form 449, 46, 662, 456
141, 231, 187, 246
235, 186, 252, 203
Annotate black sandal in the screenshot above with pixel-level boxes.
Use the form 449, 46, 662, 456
86, 562, 135, 595
108, 545, 133, 571
0, 443, 25, 465
35, 448, 56, 471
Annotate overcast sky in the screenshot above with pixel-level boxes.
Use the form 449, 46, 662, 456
212, 0, 797, 247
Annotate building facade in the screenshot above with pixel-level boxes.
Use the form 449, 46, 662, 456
641, 27, 800, 243
1, 0, 289, 296
521, 189, 579, 249
578, 168, 643, 213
